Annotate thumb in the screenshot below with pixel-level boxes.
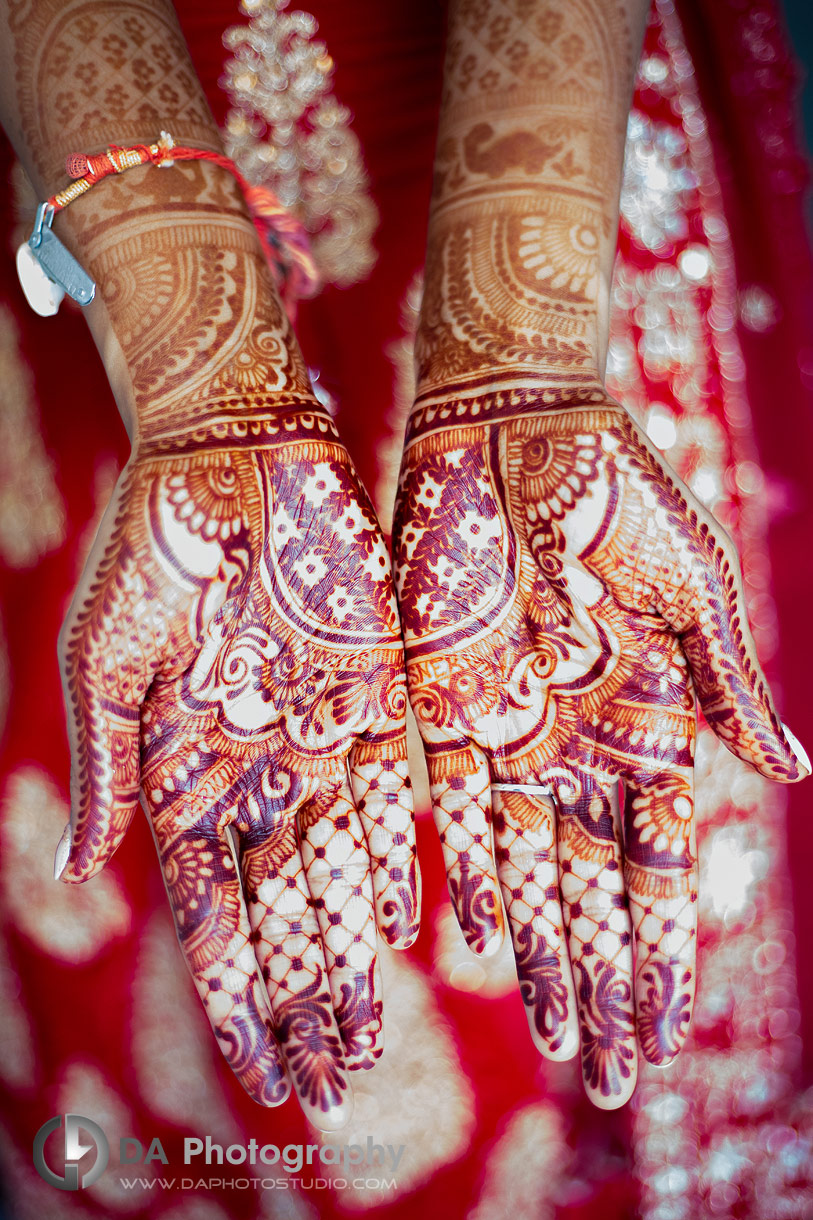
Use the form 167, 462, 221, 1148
56, 471, 162, 882
665, 516, 809, 783
57, 658, 143, 883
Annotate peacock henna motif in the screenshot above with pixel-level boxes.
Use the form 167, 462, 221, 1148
394, 400, 805, 1108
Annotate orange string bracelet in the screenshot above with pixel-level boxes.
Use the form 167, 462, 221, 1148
48, 131, 319, 307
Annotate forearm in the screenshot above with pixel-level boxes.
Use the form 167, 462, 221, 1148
0, 0, 312, 444
416, 0, 649, 404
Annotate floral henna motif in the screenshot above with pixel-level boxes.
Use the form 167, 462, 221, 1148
575, 960, 636, 1099
333, 961, 384, 1070
513, 925, 572, 1053
447, 854, 504, 956
635, 959, 693, 1066
217, 1013, 289, 1109
395, 401, 804, 1107
273, 967, 347, 1112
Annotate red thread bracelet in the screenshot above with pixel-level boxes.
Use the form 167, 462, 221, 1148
49, 131, 319, 307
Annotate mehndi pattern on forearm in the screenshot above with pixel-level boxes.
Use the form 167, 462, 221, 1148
417, 0, 645, 399
8, 0, 217, 189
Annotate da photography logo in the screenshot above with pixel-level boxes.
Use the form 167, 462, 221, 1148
33, 1114, 109, 1191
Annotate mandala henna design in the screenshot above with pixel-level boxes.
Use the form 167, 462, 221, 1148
417, 0, 643, 399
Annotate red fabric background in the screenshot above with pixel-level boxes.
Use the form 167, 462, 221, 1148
0, 1, 811, 1217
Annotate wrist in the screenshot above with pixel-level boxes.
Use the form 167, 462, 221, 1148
413, 197, 610, 418
407, 373, 612, 448
75, 213, 317, 451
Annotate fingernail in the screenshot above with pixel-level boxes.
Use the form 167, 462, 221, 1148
54, 822, 72, 881
480, 930, 504, 958
305, 1091, 354, 1132
782, 722, 811, 777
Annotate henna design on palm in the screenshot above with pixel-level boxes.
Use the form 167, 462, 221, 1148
60, 424, 418, 1126
394, 400, 805, 1108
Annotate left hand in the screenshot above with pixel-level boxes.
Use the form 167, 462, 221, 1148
394, 393, 807, 1108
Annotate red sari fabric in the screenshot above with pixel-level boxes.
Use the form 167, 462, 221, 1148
0, 1, 812, 1217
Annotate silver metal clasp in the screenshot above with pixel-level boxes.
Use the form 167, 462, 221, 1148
16, 202, 96, 316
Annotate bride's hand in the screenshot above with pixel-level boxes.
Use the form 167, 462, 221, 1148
57, 238, 419, 1130
394, 390, 806, 1108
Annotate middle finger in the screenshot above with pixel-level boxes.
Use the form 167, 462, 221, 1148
557, 772, 638, 1109
491, 786, 579, 1060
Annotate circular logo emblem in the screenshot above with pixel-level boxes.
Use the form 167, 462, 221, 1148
33, 1114, 109, 1191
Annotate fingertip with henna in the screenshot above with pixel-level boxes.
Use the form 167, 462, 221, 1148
478, 925, 505, 957
304, 1089, 354, 1133
782, 723, 811, 780
53, 822, 72, 881
528, 1021, 580, 1063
